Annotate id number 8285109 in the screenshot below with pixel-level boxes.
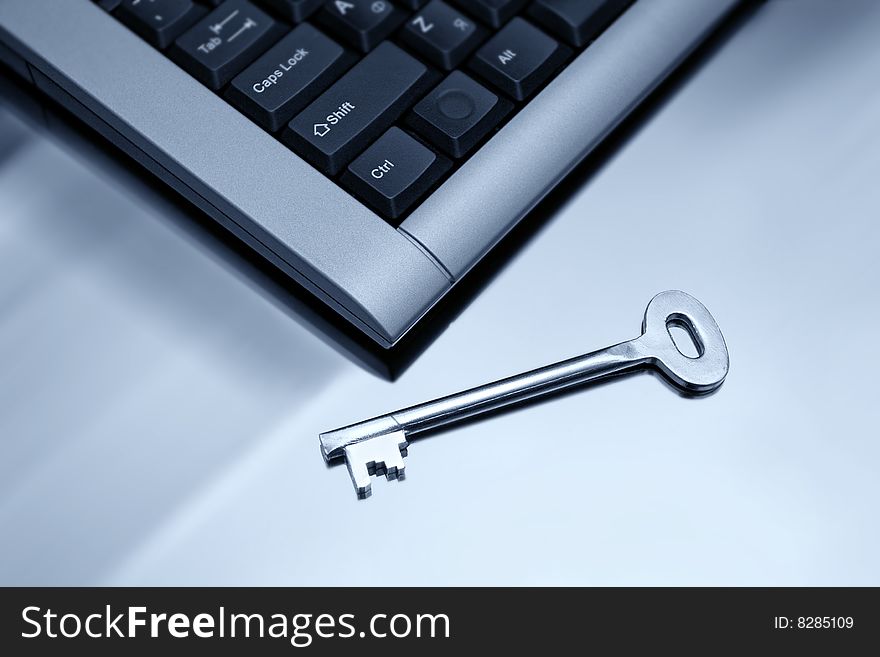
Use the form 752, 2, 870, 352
773, 616, 854, 630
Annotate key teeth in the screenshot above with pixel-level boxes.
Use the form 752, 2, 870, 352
367, 460, 406, 481
343, 431, 408, 499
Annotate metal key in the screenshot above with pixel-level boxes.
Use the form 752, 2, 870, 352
320, 290, 729, 497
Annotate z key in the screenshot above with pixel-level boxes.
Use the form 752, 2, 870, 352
400, 1, 487, 71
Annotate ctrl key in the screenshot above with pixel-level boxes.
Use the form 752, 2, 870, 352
342, 128, 451, 222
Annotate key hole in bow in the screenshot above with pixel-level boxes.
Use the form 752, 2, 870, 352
666, 314, 704, 359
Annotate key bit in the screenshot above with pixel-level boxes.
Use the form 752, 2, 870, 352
321, 291, 729, 498
343, 431, 408, 499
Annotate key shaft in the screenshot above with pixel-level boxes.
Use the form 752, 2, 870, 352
321, 339, 648, 461
395, 341, 646, 431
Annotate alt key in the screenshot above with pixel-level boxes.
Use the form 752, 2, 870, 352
342, 128, 451, 222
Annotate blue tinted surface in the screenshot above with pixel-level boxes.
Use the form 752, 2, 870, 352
0, 0, 878, 584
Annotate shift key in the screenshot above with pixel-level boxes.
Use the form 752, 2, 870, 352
283, 42, 435, 175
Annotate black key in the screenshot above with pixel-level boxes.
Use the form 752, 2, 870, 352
315, 0, 406, 53
407, 71, 511, 158
96, 0, 123, 11
449, 0, 527, 29
169, 0, 285, 90
397, 0, 429, 9
226, 24, 355, 131
259, 0, 324, 23
529, 0, 630, 48
342, 127, 450, 220
284, 42, 435, 175
116, 0, 206, 49
400, 1, 486, 71
469, 18, 570, 101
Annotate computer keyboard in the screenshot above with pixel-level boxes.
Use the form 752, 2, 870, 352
2, 0, 741, 348
101, 0, 630, 223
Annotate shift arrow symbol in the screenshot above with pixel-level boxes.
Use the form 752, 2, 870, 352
314, 123, 331, 137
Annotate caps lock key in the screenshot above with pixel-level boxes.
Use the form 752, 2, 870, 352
225, 23, 355, 132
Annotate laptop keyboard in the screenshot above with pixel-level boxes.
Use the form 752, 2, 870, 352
99, 0, 631, 223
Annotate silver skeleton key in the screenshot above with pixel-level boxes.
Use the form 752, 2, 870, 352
320, 291, 729, 497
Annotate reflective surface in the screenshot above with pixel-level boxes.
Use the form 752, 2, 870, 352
2, 0, 879, 585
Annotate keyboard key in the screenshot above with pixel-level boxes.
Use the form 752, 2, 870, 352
342, 127, 450, 220
169, 0, 285, 90
284, 42, 435, 175
407, 71, 511, 158
449, 0, 527, 29
226, 24, 355, 131
258, 0, 324, 22
469, 18, 570, 101
529, 0, 630, 48
116, 0, 206, 49
315, 0, 406, 53
400, 1, 487, 71
397, 0, 429, 9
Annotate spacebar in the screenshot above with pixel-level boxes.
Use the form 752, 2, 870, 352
283, 41, 433, 176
